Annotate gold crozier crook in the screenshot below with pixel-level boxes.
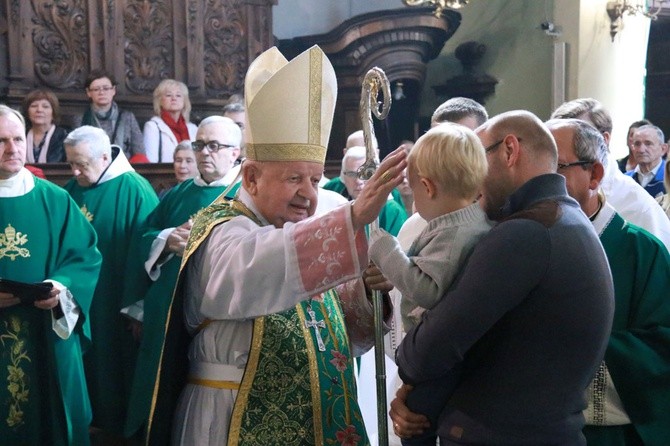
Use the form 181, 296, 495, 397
358, 66, 392, 446
357, 67, 391, 180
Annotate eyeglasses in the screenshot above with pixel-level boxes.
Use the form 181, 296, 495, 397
484, 139, 504, 154
191, 140, 236, 152
88, 85, 115, 93
557, 160, 594, 170
484, 136, 524, 154
342, 170, 362, 179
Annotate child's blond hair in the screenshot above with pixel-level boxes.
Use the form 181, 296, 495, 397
408, 123, 488, 199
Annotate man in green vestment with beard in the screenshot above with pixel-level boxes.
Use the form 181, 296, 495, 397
547, 118, 670, 445
0, 105, 102, 445
63, 125, 159, 441
124, 116, 242, 439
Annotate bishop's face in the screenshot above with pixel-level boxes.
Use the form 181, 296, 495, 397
250, 161, 322, 228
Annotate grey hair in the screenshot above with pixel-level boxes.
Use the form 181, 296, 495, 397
64, 125, 111, 158
550, 98, 613, 135
173, 140, 193, 156
223, 102, 245, 114
340, 145, 367, 175
546, 118, 609, 167
0, 104, 26, 128
635, 124, 665, 144
198, 116, 242, 147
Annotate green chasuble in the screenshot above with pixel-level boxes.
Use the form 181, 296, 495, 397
584, 212, 670, 445
64, 171, 158, 435
124, 179, 239, 437
0, 177, 101, 446
147, 199, 368, 446
322, 177, 407, 236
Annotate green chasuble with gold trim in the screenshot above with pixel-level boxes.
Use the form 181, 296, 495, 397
124, 178, 240, 437
148, 198, 369, 446
64, 171, 158, 435
0, 177, 101, 446
584, 212, 670, 445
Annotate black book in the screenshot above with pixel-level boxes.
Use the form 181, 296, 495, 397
0, 278, 53, 304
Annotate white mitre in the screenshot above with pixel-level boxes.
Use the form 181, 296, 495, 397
244, 45, 337, 164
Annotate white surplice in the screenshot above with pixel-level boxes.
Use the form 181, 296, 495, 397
171, 188, 382, 445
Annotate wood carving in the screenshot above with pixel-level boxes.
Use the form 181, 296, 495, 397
30, 0, 88, 89
203, 0, 245, 97
124, 0, 174, 92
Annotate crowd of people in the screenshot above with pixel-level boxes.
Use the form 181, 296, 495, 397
1, 43, 669, 446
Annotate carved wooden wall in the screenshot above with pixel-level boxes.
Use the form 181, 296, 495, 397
0, 0, 276, 127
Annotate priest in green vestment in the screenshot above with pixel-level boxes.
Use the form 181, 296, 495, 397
124, 116, 242, 438
548, 119, 670, 446
146, 45, 405, 446
62, 126, 159, 438
0, 105, 102, 445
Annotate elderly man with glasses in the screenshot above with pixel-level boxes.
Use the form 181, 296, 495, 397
123, 116, 242, 440
546, 118, 670, 445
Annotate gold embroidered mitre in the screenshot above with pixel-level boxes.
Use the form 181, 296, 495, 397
244, 45, 337, 164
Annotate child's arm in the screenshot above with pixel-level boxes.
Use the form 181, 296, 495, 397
369, 227, 462, 310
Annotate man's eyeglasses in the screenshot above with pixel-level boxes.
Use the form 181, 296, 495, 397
88, 86, 115, 93
342, 170, 362, 179
557, 160, 594, 170
484, 139, 505, 154
191, 140, 236, 152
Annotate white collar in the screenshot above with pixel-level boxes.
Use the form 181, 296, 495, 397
591, 202, 617, 237
193, 164, 241, 187
97, 148, 134, 185
0, 168, 35, 197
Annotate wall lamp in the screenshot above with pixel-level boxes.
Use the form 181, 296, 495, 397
606, 0, 668, 41
402, 0, 469, 18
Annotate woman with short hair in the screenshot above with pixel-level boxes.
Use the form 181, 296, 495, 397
22, 89, 69, 163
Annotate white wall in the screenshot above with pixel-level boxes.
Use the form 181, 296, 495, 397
555, 0, 650, 158
274, 0, 651, 158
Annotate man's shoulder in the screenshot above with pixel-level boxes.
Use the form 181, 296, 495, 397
187, 200, 254, 254
160, 178, 197, 200
501, 199, 565, 229
35, 177, 72, 199
616, 214, 669, 254
121, 171, 158, 193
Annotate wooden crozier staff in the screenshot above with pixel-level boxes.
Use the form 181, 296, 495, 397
358, 67, 392, 446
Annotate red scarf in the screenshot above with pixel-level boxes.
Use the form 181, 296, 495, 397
161, 110, 190, 142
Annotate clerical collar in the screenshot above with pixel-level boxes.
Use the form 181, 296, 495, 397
0, 168, 35, 197
588, 191, 605, 222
